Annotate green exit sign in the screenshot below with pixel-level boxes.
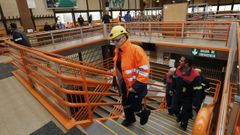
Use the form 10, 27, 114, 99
191, 49, 216, 58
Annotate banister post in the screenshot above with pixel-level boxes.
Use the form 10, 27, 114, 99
19, 50, 34, 88
80, 68, 93, 121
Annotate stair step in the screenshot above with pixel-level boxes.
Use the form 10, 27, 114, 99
150, 112, 192, 135
155, 112, 194, 128
85, 120, 117, 135
103, 119, 137, 135
65, 125, 88, 135
95, 107, 110, 117
103, 96, 118, 103
159, 111, 195, 125
116, 118, 154, 135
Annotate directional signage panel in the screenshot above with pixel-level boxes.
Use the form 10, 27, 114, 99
191, 49, 216, 58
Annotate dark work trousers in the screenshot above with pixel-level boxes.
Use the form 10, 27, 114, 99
122, 89, 147, 122
192, 90, 204, 113
166, 93, 173, 114
172, 94, 192, 124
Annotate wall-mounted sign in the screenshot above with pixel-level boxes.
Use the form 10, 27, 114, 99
191, 49, 216, 58
110, 0, 125, 9
27, 0, 36, 9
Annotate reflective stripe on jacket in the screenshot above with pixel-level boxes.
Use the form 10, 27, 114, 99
113, 40, 150, 94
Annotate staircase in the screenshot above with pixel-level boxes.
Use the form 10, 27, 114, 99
85, 110, 193, 135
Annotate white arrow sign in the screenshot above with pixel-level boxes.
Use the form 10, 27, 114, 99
192, 49, 198, 55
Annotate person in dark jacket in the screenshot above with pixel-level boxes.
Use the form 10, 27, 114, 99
124, 11, 131, 22
88, 14, 92, 26
192, 68, 210, 113
77, 15, 84, 27
44, 22, 52, 31
10, 23, 31, 47
172, 56, 201, 131
102, 12, 112, 24
163, 67, 176, 115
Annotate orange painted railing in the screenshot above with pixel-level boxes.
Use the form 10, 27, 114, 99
11, 21, 231, 48
192, 78, 221, 135
106, 21, 231, 46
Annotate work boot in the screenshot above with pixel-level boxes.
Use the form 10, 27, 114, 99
140, 109, 151, 125
121, 119, 136, 127
176, 114, 181, 123
180, 122, 188, 131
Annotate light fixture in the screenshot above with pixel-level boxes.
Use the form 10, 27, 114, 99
172, 1, 175, 3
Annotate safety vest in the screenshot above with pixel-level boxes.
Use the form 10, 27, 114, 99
113, 40, 150, 94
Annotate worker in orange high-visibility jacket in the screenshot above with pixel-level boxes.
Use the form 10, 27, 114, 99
110, 25, 151, 127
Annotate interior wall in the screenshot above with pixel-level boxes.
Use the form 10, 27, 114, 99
136, 0, 140, 9
32, 0, 54, 16
129, 0, 136, 9
194, 0, 205, 4
88, 0, 100, 10
0, 0, 20, 17
123, 0, 129, 10
163, 3, 188, 21
76, 0, 87, 10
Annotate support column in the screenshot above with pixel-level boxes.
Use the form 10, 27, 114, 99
140, 0, 144, 11
15, 0, 35, 32
0, 5, 8, 34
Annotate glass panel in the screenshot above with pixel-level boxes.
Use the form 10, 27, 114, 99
112, 11, 120, 19
219, 5, 232, 11
233, 4, 240, 11
56, 13, 73, 23
74, 12, 88, 21
194, 7, 204, 13
89, 12, 101, 20
188, 7, 192, 13
130, 10, 135, 17
208, 6, 218, 12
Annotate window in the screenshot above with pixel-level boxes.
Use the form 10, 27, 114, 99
194, 7, 204, 13
89, 12, 101, 20
153, 10, 157, 15
207, 6, 218, 12
233, 4, 240, 11
130, 10, 135, 17
219, 5, 232, 11
188, 7, 192, 13
75, 12, 88, 21
112, 11, 120, 19
56, 13, 73, 23
148, 10, 151, 15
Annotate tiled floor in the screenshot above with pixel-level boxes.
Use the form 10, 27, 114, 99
0, 77, 65, 135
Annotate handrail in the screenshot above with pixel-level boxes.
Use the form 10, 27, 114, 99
5, 41, 112, 76
192, 103, 215, 135
10, 21, 229, 47
216, 23, 239, 135
3, 22, 229, 130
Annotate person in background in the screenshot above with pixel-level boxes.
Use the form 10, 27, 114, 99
118, 12, 122, 22
172, 56, 201, 131
111, 25, 151, 127
65, 22, 72, 28
124, 11, 132, 22
44, 22, 52, 31
163, 67, 176, 115
102, 11, 112, 24
10, 23, 31, 47
56, 22, 66, 29
78, 15, 84, 27
192, 68, 210, 113
88, 14, 92, 26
